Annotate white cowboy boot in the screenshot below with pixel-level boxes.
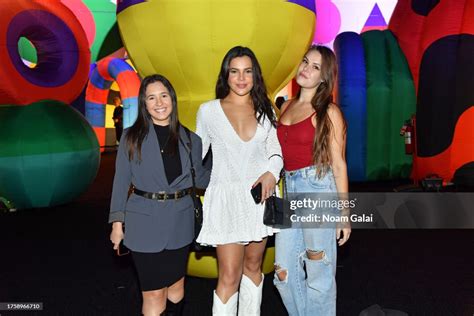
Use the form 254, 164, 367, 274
212, 290, 238, 315
237, 273, 263, 316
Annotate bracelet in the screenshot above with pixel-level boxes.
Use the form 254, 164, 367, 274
268, 154, 283, 160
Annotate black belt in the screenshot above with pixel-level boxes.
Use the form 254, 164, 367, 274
132, 187, 192, 201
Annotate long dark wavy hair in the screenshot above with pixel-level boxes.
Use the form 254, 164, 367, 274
215, 46, 276, 126
303, 45, 346, 177
125, 74, 180, 161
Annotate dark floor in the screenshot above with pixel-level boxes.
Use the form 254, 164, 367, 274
1, 150, 473, 316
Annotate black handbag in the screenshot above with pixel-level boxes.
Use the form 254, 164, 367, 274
180, 128, 204, 251
263, 171, 293, 228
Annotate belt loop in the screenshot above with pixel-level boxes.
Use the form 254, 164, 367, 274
301, 167, 308, 179
305, 165, 315, 178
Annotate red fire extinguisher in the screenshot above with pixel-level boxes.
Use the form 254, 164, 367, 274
400, 119, 413, 154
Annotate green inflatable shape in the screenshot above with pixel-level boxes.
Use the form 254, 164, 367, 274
362, 30, 416, 180
0, 101, 100, 209
96, 22, 124, 61
18, 37, 37, 64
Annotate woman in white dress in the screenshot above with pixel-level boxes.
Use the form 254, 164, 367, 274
196, 46, 283, 315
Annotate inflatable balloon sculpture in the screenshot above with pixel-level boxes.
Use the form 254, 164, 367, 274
0, 0, 99, 209
85, 57, 141, 148
117, 0, 316, 129
334, 30, 416, 181
389, 0, 474, 184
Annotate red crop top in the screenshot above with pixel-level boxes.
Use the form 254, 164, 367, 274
277, 112, 316, 171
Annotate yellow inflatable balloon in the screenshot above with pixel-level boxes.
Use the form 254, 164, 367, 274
187, 247, 276, 279
117, 0, 315, 278
117, 0, 315, 129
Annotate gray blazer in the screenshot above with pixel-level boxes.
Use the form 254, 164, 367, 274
109, 123, 210, 253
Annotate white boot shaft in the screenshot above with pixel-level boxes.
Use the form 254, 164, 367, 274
212, 290, 238, 316
238, 273, 264, 316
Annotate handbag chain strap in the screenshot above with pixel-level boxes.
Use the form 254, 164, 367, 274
281, 169, 287, 199
268, 153, 286, 199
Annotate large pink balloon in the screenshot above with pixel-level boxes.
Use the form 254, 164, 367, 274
61, 0, 96, 47
313, 0, 341, 44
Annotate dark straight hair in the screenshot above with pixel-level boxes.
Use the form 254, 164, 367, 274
125, 74, 180, 161
215, 46, 276, 126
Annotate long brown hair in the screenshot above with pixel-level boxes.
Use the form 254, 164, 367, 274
125, 74, 180, 161
304, 45, 346, 177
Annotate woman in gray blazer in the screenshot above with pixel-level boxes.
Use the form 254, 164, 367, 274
109, 74, 209, 316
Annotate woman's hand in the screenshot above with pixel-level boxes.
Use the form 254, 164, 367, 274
336, 223, 351, 246
110, 222, 124, 250
253, 171, 277, 204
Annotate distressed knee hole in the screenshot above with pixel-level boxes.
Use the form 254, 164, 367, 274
306, 250, 324, 261
274, 265, 288, 281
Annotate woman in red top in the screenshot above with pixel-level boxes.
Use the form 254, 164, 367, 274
274, 45, 351, 316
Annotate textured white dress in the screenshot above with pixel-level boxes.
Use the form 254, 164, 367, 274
196, 99, 283, 246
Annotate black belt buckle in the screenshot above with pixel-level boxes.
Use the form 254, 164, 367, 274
158, 191, 167, 201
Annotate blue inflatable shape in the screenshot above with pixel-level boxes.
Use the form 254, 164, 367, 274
334, 32, 367, 181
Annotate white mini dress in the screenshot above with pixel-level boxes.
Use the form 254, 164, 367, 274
196, 99, 283, 246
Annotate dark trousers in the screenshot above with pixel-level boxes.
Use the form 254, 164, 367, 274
115, 125, 123, 142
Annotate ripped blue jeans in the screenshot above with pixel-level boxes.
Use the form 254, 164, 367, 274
274, 166, 337, 316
